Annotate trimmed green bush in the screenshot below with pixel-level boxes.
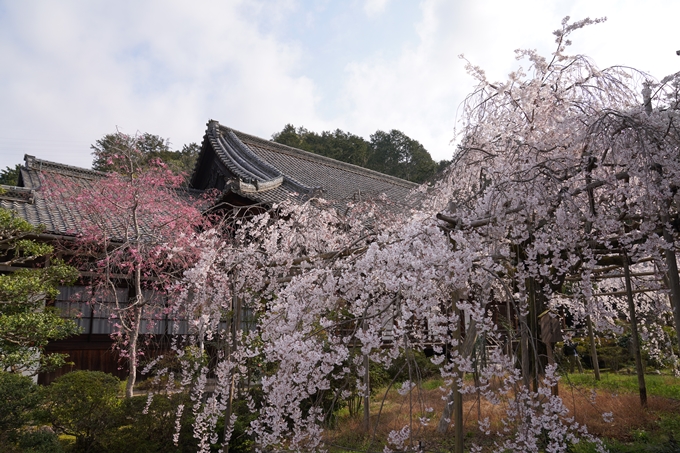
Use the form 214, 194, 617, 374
101, 393, 198, 453
17, 429, 65, 453
0, 371, 42, 446
42, 371, 121, 452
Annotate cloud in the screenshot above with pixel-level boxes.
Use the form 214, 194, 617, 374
0, 0, 322, 168
1, 0, 679, 170
363, 0, 391, 17
335, 0, 680, 162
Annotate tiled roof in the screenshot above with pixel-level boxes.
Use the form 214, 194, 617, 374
1, 155, 204, 237
0, 155, 101, 236
191, 121, 418, 207
2, 122, 419, 236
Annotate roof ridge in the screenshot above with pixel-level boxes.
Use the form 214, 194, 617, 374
24, 155, 105, 179
226, 128, 418, 189
207, 124, 286, 188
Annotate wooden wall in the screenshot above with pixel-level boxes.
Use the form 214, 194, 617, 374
39, 334, 126, 385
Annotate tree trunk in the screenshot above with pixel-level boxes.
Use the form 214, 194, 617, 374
125, 203, 143, 399
125, 303, 143, 398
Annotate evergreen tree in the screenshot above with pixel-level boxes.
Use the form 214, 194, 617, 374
368, 129, 438, 183
0, 208, 80, 374
0, 165, 21, 186
91, 132, 199, 182
272, 124, 442, 183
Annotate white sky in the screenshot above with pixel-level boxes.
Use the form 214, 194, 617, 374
1, 0, 679, 170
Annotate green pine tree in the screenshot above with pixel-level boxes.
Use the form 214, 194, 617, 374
0, 207, 80, 375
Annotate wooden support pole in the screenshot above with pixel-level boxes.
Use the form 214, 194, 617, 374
223, 343, 233, 453
527, 277, 540, 392
223, 283, 241, 453
623, 256, 647, 408
437, 291, 466, 453
584, 150, 600, 382
452, 302, 464, 453
587, 314, 601, 381
362, 321, 370, 433
661, 217, 680, 354
520, 310, 531, 390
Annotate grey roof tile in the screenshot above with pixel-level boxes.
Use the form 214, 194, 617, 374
0, 155, 202, 237
2, 122, 420, 236
194, 121, 418, 207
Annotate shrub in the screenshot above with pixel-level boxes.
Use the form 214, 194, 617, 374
17, 429, 65, 453
386, 349, 440, 383
0, 371, 40, 427
42, 371, 121, 452
0, 371, 41, 445
100, 392, 197, 453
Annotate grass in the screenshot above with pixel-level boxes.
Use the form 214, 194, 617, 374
563, 372, 680, 400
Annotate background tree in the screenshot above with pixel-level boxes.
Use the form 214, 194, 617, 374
368, 129, 439, 183
270, 124, 312, 151
0, 164, 21, 186
91, 131, 200, 182
272, 125, 371, 167
272, 124, 443, 183
0, 207, 80, 374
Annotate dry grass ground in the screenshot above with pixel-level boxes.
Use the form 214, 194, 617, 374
324, 373, 680, 452
560, 385, 679, 440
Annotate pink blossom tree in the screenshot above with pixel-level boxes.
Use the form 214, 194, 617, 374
46, 131, 210, 397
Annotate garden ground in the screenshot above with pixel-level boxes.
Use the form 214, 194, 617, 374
325, 371, 680, 453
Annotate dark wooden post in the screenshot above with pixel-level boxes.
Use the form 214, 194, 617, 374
452, 300, 464, 453
437, 290, 466, 453
223, 280, 241, 453
539, 311, 562, 395
622, 255, 647, 407
362, 320, 370, 433
586, 314, 601, 381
